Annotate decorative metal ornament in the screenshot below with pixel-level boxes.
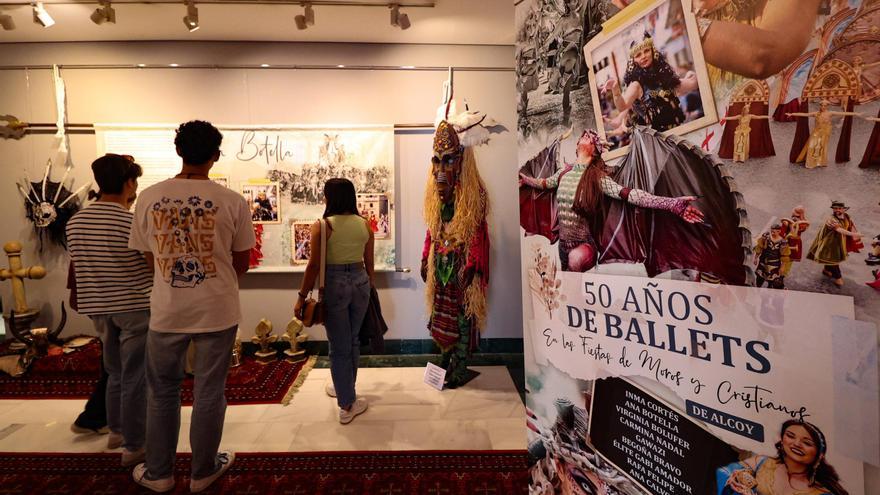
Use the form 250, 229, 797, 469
0, 114, 27, 139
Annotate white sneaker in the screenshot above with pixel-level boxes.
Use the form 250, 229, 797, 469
121, 447, 145, 467
325, 382, 337, 398
107, 431, 124, 449
132, 463, 174, 493
190, 451, 236, 493
338, 397, 368, 424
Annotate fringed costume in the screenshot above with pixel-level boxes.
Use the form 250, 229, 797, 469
422, 118, 493, 388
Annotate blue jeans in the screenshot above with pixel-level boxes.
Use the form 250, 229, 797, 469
144, 326, 236, 480
324, 263, 371, 408
91, 310, 149, 450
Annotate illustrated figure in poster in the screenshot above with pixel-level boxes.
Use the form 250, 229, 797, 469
726, 103, 771, 162
753, 223, 791, 289
780, 206, 809, 262
787, 101, 860, 169
806, 201, 863, 287
421, 116, 495, 388
600, 32, 699, 132
716, 420, 849, 495
519, 130, 704, 272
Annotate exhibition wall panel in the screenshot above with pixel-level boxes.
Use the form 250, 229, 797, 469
0, 41, 519, 342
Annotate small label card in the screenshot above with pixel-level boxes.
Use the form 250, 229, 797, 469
423, 362, 447, 391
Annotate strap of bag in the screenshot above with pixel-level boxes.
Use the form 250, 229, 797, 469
318, 218, 327, 293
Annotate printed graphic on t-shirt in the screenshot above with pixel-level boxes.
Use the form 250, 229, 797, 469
150, 195, 219, 288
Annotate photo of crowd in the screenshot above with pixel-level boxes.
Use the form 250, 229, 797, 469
357, 193, 390, 239
268, 164, 391, 205
291, 221, 312, 264
586, 0, 716, 154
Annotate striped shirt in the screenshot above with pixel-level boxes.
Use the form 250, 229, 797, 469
66, 202, 152, 315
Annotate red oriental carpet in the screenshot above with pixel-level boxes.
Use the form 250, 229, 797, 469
0, 451, 528, 494
0, 340, 315, 405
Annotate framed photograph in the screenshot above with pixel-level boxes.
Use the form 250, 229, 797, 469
584, 0, 717, 158
210, 176, 229, 188
357, 193, 391, 240
240, 182, 281, 224
291, 221, 313, 265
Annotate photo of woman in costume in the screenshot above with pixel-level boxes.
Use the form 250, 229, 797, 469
519, 129, 703, 272
716, 420, 849, 495
586, 0, 716, 155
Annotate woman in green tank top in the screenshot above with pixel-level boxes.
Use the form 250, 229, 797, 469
295, 178, 375, 424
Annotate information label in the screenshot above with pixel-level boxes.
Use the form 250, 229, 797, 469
423, 362, 446, 391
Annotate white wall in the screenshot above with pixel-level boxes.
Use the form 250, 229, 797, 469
0, 41, 521, 342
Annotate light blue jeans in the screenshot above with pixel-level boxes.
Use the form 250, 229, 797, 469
144, 326, 236, 480
324, 263, 371, 408
91, 309, 150, 451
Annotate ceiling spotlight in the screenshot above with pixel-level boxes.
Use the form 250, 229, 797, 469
295, 3, 314, 30
90, 1, 116, 25
182, 0, 199, 32
0, 13, 15, 31
32, 2, 55, 28
389, 4, 410, 30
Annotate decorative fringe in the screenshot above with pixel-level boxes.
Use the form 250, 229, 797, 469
463, 275, 488, 333
280, 354, 318, 406
424, 245, 437, 321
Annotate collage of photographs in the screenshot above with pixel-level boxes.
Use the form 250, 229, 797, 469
517, 0, 879, 494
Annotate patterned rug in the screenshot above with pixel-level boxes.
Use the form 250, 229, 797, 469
0, 451, 528, 494
0, 340, 315, 405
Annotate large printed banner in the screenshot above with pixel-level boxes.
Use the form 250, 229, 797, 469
517, 0, 880, 493
96, 124, 396, 272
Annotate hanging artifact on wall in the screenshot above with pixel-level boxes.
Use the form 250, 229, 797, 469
17, 160, 89, 251
422, 76, 506, 388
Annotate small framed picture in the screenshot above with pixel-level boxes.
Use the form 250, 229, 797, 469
357, 193, 391, 239
291, 221, 314, 264
240, 182, 281, 224
584, 0, 717, 158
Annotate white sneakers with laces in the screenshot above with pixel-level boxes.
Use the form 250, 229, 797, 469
338, 397, 368, 424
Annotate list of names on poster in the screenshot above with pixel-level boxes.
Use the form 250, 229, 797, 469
611, 388, 694, 495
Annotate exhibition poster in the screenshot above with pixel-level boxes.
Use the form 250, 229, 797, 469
517, 0, 880, 493
95, 124, 396, 272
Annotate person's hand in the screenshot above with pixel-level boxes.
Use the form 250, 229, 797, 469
681, 70, 697, 86
677, 196, 705, 224
294, 295, 305, 320
420, 258, 428, 283
601, 77, 619, 95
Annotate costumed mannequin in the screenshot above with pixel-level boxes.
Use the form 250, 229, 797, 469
787, 100, 860, 168
520, 127, 753, 285
421, 114, 496, 388
601, 32, 699, 132
726, 103, 771, 162
806, 201, 863, 287
519, 130, 704, 272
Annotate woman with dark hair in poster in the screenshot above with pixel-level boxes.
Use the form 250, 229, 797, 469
716, 420, 849, 495
519, 129, 704, 271
600, 32, 699, 132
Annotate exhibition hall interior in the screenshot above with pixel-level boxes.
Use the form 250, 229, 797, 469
1, 0, 879, 493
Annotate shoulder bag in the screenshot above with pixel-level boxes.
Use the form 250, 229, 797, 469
301, 219, 327, 327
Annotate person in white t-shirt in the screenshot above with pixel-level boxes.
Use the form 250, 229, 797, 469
128, 120, 255, 493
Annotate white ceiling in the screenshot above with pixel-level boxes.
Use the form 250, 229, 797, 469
0, 0, 514, 45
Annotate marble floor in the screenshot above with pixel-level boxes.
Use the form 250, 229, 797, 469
0, 366, 526, 453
